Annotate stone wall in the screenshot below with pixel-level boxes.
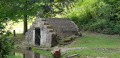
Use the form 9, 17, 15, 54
25, 28, 34, 45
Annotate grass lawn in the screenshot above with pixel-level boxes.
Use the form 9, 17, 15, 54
65, 49, 120, 58
68, 32, 120, 48
6, 53, 23, 58
32, 48, 52, 57
64, 32, 120, 58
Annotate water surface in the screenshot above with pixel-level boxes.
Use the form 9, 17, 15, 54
14, 49, 50, 58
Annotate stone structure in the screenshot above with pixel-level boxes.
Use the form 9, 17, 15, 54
25, 18, 79, 47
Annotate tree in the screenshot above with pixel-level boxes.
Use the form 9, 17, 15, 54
0, 0, 11, 35
0, 0, 73, 34
40, 0, 75, 17
1, 0, 44, 34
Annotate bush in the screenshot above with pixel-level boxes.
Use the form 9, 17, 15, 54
87, 20, 120, 34
58, 0, 120, 34
0, 37, 14, 58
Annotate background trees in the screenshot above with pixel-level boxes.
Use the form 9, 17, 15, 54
1, 0, 45, 34
0, 0, 119, 34
7, 0, 43, 34
0, 0, 75, 34
58, 0, 120, 34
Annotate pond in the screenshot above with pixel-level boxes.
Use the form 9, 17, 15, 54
14, 49, 50, 58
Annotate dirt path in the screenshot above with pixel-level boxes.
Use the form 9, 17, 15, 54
60, 47, 120, 52
60, 47, 87, 52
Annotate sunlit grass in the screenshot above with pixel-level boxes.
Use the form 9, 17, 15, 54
32, 48, 52, 57
68, 32, 120, 48
6, 53, 23, 58
64, 32, 120, 58
65, 49, 120, 58
15, 53, 23, 58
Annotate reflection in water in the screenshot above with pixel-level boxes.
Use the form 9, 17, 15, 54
14, 49, 50, 58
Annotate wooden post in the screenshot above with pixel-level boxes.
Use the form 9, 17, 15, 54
23, 54, 25, 58
13, 30, 16, 37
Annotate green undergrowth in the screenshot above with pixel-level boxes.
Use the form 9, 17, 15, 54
59, 0, 120, 34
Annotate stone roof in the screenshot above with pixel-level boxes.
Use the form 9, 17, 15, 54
38, 18, 78, 32
36, 18, 79, 38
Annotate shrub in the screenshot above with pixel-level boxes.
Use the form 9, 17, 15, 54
59, 0, 120, 34
0, 37, 14, 58
88, 20, 120, 34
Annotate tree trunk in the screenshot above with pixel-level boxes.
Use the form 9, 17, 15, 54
23, 1, 28, 35
23, 15, 27, 35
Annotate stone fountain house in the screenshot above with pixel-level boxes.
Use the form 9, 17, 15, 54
25, 18, 79, 47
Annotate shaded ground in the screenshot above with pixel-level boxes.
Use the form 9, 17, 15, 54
8, 34, 25, 45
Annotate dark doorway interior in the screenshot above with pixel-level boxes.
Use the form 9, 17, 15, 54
35, 28, 40, 45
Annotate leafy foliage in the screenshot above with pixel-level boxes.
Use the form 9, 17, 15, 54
40, 0, 75, 17
58, 0, 120, 34
4, 0, 43, 20
0, 37, 14, 58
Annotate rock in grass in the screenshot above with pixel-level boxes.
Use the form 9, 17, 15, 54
51, 47, 61, 58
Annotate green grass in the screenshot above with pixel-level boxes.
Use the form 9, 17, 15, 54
68, 32, 120, 48
6, 53, 23, 58
32, 48, 52, 57
65, 49, 120, 58
64, 32, 120, 58
6, 55, 20, 58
